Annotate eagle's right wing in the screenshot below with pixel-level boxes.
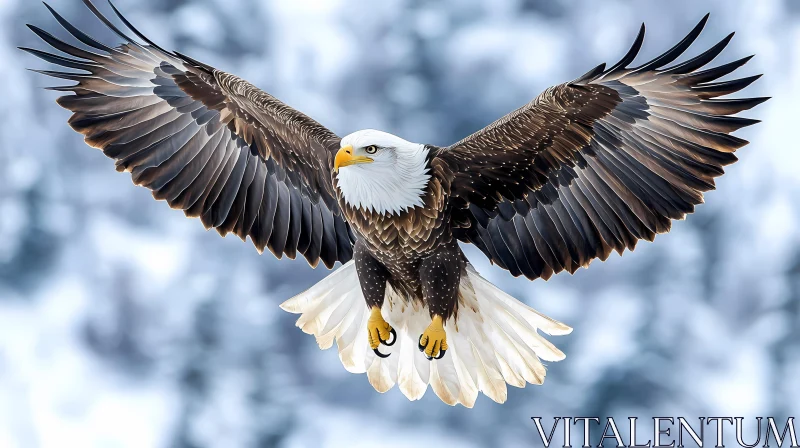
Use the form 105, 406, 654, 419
23, 0, 354, 268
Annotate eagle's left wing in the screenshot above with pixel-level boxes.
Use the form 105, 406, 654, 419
23, 0, 353, 268
436, 15, 767, 280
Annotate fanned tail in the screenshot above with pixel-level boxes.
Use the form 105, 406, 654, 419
280, 262, 571, 407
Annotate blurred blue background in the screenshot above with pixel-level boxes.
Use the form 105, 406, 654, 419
0, 0, 796, 446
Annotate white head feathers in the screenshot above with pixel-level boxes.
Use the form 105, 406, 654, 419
336, 129, 431, 216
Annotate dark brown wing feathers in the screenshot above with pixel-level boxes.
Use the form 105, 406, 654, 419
24, 0, 353, 268
438, 14, 766, 280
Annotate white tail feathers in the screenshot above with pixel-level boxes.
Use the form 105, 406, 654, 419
280, 261, 572, 407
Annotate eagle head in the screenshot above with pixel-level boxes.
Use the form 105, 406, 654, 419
334, 129, 431, 216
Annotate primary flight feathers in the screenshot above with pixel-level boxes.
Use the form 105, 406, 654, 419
24, 0, 354, 268
439, 14, 765, 280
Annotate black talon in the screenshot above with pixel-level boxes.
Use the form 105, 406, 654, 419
373, 328, 396, 358
434, 349, 446, 360
381, 328, 397, 347
426, 340, 441, 362
418, 335, 425, 352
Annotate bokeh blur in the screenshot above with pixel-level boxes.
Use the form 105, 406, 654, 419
0, 0, 797, 446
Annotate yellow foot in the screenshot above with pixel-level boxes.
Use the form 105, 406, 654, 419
367, 306, 396, 358
418, 315, 448, 360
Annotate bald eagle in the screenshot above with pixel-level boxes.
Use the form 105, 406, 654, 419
24, 1, 766, 407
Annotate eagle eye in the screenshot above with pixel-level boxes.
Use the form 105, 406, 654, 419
364, 145, 378, 154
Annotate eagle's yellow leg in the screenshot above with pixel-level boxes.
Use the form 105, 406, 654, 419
367, 306, 393, 350
419, 315, 448, 359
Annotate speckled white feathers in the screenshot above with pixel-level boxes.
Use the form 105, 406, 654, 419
335, 130, 431, 216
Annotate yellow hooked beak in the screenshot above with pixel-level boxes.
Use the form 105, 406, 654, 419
334, 145, 373, 172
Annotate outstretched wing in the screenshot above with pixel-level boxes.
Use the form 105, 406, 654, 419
23, 0, 353, 268
436, 15, 767, 280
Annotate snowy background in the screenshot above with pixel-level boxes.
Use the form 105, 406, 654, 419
1, 0, 798, 447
